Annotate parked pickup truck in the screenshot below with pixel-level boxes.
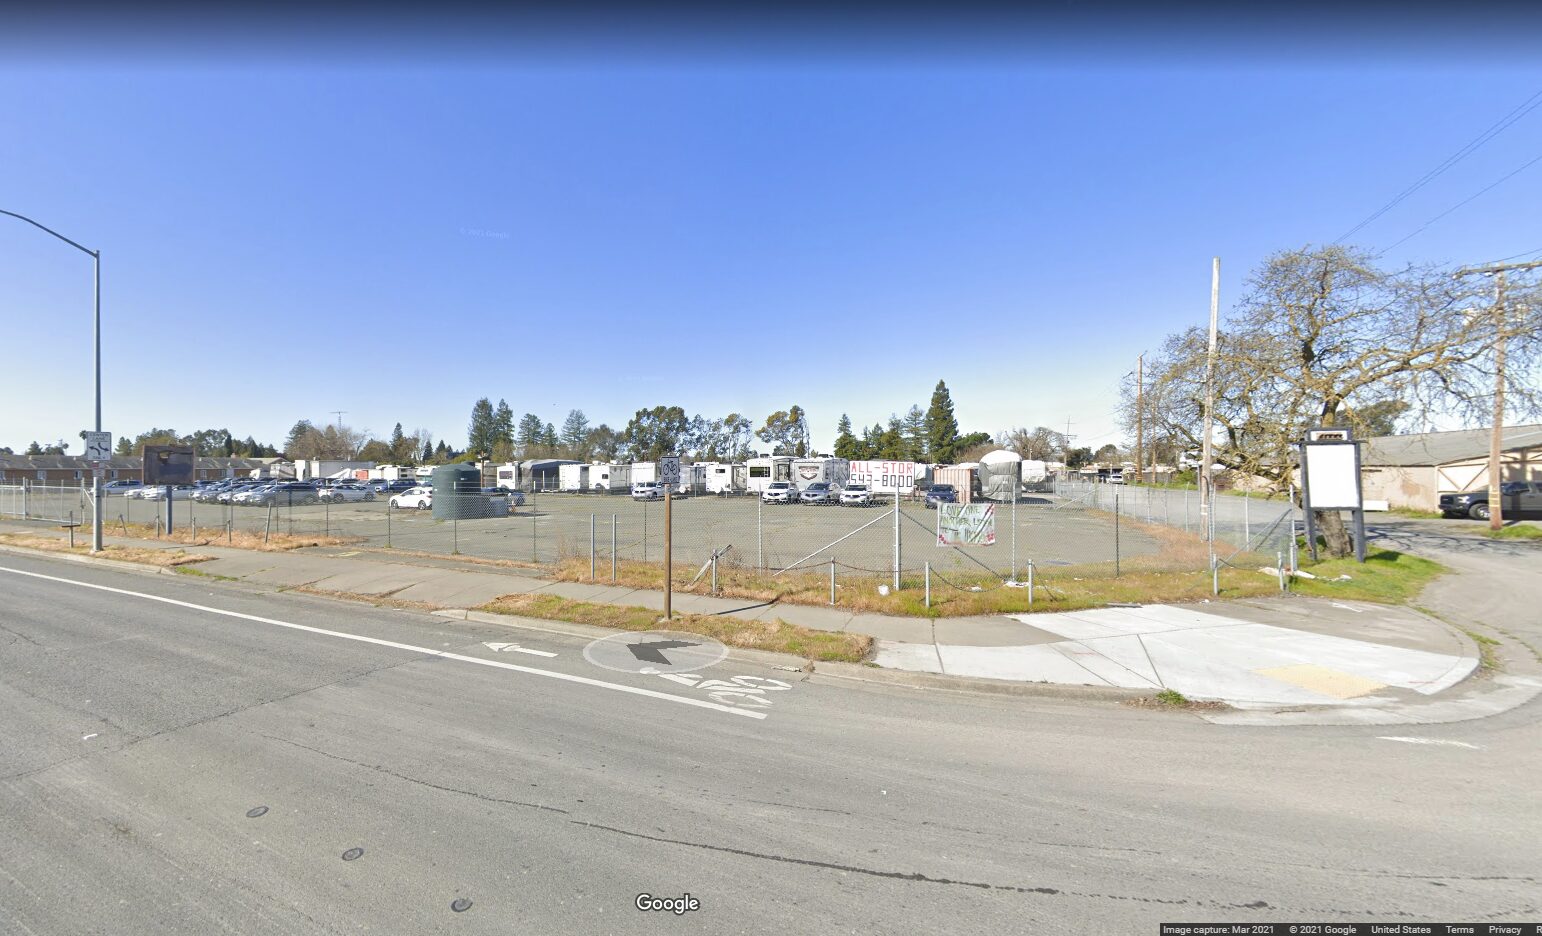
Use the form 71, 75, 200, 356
1439, 482, 1542, 521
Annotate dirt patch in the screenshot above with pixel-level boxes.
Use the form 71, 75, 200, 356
0, 533, 214, 568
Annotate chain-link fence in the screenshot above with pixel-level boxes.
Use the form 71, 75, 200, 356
4, 479, 1303, 605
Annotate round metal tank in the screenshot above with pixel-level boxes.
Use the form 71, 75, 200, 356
430, 464, 492, 520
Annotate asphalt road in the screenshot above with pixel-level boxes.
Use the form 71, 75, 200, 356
1, 549, 1536, 935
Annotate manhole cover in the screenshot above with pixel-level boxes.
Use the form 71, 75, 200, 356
583, 630, 728, 675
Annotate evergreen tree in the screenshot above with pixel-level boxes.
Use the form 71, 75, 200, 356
560, 409, 590, 455
832, 414, 861, 460
901, 405, 928, 461
516, 413, 545, 454
467, 398, 496, 457
925, 380, 961, 463
493, 400, 515, 451
876, 416, 906, 459
421, 438, 434, 463
26, 440, 43, 455
542, 422, 559, 454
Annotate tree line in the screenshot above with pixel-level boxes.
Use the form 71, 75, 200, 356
831, 381, 990, 464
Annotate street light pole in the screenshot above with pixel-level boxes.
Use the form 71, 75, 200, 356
1, 209, 104, 552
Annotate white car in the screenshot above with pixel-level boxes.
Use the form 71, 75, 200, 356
840, 483, 873, 506
141, 485, 196, 501
631, 482, 664, 501
761, 481, 797, 504
319, 482, 376, 503
390, 486, 433, 510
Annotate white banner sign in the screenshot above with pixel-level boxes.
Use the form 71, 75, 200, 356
847, 460, 920, 495
937, 503, 996, 546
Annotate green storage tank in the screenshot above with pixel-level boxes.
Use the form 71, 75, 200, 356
430, 464, 492, 520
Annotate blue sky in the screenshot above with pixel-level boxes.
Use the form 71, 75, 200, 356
4, 12, 1542, 456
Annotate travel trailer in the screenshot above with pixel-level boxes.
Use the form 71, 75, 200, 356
790, 457, 851, 492
745, 455, 794, 493
701, 462, 747, 495
559, 463, 589, 492
589, 463, 631, 493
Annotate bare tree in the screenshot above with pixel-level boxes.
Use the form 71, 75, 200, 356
1129, 246, 1483, 557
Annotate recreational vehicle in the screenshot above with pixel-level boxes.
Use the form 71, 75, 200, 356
702, 462, 747, 495
791, 457, 851, 492
558, 463, 589, 492
745, 456, 794, 493
494, 463, 521, 491
589, 463, 631, 493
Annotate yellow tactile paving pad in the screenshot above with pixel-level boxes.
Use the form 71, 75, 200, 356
1254, 664, 1387, 699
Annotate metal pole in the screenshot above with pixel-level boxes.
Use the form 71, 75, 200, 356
1028, 559, 1034, 607
68, 510, 74, 548
756, 493, 763, 571
892, 492, 901, 591
165, 485, 172, 535
325, 496, 330, 538
265, 501, 273, 545
924, 561, 930, 608
1277, 550, 1286, 592
663, 490, 672, 620
91, 251, 103, 552
1243, 490, 1250, 548
1114, 490, 1120, 577
453, 516, 459, 555
1212, 553, 1219, 596
1489, 270, 1508, 532
386, 497, 392, 547
830, 556, 836, 606
712, 553, 718, 595
191, 517, 196, 545
1010, 481, 1018, 582
590, 513, 596, 581
1201, 256, 1219, 542
611, 513, 617, 583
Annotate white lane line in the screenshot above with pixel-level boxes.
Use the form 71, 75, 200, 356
483, 641, 558, 658
1378, 736, 1481, 749
0, 565, 765, 720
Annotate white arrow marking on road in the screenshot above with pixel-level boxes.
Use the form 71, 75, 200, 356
1378, 736, 1481, 749
0, 565, 765, 720
1330, 603, 1365, 613
483, 641, 558, 658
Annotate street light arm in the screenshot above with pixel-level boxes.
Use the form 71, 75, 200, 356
0, 208, 98, 257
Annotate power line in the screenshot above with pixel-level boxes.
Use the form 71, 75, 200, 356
1377, 150, 1542, 255
1333, 87, 1542, 245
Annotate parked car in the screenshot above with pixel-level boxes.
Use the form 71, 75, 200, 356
481, 487, 525, 506
102, 480, 143, 494
192, 481, 235, 502
319, 482, 376, 503
371, 479, 418, 495
141, 484, 196, 501
222, 482, 270, 504
924, 484, 958, 509
1439, 482, 1542, 521
248, 482, 321, 507
390, 486, 433, 510
761, 481, 798, 504
799, 482, 839, 505
840, 483, 873, 506
631, 482, 664, 501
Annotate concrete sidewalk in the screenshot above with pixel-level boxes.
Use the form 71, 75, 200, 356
4, 522, 1527, 723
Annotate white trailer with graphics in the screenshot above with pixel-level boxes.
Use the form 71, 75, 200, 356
745, 456, 794, 493
791, 457, 851, 492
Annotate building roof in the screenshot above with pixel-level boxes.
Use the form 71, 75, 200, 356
1362, 424, 1542, 467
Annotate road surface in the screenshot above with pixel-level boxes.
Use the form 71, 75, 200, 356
1, 549, 1536, 934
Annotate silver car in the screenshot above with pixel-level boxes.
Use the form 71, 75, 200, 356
319, 482, 376, 503
761, 482, 797, 504
799, 482, 838, 505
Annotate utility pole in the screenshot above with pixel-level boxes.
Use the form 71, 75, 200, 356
1452, 258, 1542, 532
1135, 353, 1144, 485
1201, 258, 1220, 542
330, 410, 347, 430
1062, 418, 1075, 478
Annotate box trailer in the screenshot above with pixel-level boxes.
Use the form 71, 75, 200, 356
931, 465, 980, 504
494, 464, 521, 491
559, 463, 589, 492
847, 460, 925, 497
630, 461, 658, 486
745, 456, 794, 493
791, 457, 851, 492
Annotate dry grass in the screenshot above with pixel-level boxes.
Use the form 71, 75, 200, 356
478, 593, 872, 663
104, 521, 360, 552
0, 533, 214, 567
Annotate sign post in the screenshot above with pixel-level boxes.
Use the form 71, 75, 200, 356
143, 445, 196, 540
83, 430, 111, 552
1298, 428, 1366, 563
658, 455, 681, 620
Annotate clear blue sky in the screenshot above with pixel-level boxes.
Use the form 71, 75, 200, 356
4, 8, 1542, 456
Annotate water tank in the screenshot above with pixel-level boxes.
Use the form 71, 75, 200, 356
430, 464, 492, 520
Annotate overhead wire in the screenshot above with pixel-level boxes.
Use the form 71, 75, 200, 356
1333, 87, 1542, 245
1376, 150, 1542, 256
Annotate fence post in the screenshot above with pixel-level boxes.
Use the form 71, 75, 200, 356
892, 493, 901, 591
924, 561, 931, 609
227, 519, 232, 544
1184, 488, 1190, 531
386, 498, 392, 547
1028, 559, 1034, 607
712, 553, 719, 596
1212, 554, 1219, 596
590, 513, 596, 581
1277, 550, 1286, 593
1114, 490, 1121, 577
1010, 482, 1018, 582
1243, 490, 1251, 547
68, 510, 75, 548
264, 501, 273, 545
453, 516, 459, 555
756, 494, 763, 571
191, 517, 197, 545
611, 514, 617, 583
830, 556, 836, 606
325, 497, 330, 538
642, 500, 647, 563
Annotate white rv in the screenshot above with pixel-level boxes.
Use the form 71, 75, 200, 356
558, 463, 589, 492
494, 463, 521, 491
630, 461, 658, 485
745, 456, 794, 493
791, 457, 851, 492
701, 462, 747, 495
589, 463, 631, 493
